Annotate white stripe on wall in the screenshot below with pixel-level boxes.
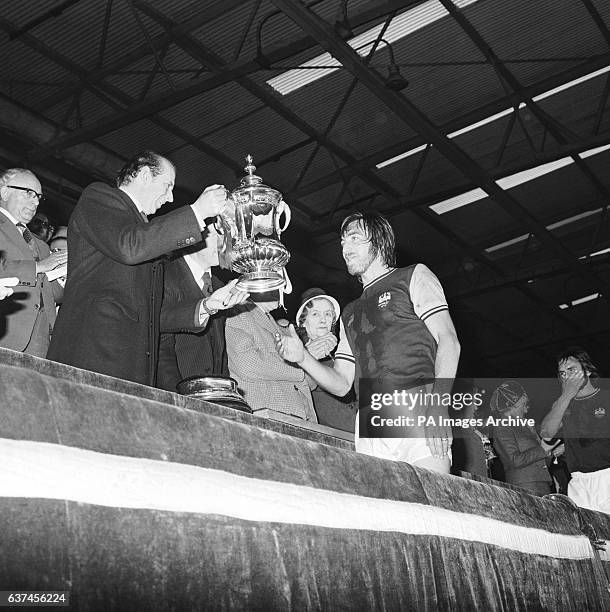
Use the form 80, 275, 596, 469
0, 438, 602, 562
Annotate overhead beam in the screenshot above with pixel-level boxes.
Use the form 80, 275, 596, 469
440, 0, 610, 236
269, 0, 608, 304
27, 0, 425, 156
35, 0, 247, 111
288, 52, 610, 203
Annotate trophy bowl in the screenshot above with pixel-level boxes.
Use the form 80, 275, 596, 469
220, 155, 292, 293
231, 238, 290, 292
176, 375, 252, 413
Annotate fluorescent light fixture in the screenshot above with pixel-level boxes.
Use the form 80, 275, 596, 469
533, 65, 610, 103
580, 246, 610, 258
495, 158, 573, 190
580, 143, 610, 158
547, 207, 602, 230
376, 144, 427, 169
558, 292, 601, 310
447, 107, 516, 139
429, 188, 488, 214
485, 208, 602, 253
485, 233, 529, 253
432, 140, 610, 216
267, 0, 480, 95
376, 65, 610, 169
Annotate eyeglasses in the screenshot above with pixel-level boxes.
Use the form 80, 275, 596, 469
7, 185, 46, 203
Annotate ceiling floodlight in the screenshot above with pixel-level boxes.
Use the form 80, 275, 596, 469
266, 0, 480, 95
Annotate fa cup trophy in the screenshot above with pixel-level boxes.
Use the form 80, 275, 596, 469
218, 155, 291, 292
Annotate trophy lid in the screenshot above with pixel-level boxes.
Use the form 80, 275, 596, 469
234, 154, 281, 200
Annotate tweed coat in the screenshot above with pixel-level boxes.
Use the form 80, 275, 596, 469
157, 256, 228, 391
47, 182, 204, 385
225, 302, 317, 421
0, 212, 63, 352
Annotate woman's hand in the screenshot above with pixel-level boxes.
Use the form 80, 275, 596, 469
305, 332, 338, 360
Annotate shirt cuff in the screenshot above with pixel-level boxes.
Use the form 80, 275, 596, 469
197, 299, 208, 326
190, 204, 208, 231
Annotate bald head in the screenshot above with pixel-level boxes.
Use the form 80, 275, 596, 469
0, 168, 43, 225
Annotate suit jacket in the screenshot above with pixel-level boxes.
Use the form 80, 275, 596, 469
492, 424, 551, 486
225, 302, 317, 421
47, 182, 204, 386
157, 257, 228, 392
0, 213, 62, 352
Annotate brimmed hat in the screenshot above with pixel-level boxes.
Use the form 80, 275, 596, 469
296, 287, 340, 324
490, 380, 527, 414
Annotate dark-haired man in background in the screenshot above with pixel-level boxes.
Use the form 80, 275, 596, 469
28, 211, 54, 243
276, 211, 460, 474
541, 347, 610, 513
48, 150, 247, 385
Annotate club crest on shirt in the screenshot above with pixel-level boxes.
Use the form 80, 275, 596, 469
594, 406, 606, 418
378, 291, 391, 309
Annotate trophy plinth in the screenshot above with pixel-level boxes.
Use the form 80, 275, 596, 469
221, 155, 291, 293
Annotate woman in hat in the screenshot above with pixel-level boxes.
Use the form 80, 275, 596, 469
489, 380, 559, 495
296, 288, 357, 432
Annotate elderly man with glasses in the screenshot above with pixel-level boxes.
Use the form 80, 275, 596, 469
0, 168, 67, 355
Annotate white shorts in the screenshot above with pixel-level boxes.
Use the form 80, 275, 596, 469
356, 435, 433, 464
568, 467, 610, 514
355, 416, 451, 468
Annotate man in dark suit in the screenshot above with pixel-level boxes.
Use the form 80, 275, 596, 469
47, 151, 247, 385
0, 168, 66, 356
157, 226, 230, 391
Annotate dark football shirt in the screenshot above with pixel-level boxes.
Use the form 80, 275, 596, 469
563, 388, 610, 473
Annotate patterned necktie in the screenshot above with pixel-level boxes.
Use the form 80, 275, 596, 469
17, 223, 39, 261
201, 271, 213, 296
17, 222, 33, 244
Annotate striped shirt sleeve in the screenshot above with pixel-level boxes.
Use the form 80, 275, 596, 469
410, 263, 448, 321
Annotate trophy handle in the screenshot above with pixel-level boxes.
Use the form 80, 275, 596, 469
275, 200, 291, 236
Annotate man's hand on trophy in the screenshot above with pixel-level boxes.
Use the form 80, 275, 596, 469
204, 279, 249, 313
274, 324, 306, 365
192, 184, 229, 220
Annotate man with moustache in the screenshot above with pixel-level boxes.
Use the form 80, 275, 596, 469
0, 169, 66, 355
48, 150, 247, 385
276, 211, 460, 473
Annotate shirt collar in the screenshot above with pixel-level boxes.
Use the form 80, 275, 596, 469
183, 252, 211, 286
362, 267, 395, 290
119, 185, 146, 216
